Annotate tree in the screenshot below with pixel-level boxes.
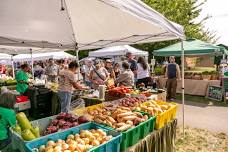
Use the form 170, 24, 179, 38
134, 0, 216, 60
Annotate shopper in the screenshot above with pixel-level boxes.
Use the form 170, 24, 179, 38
105, 59, 115, 78
165, 56, 181, 101
82, 60, 93, 87
16, 64, 30, 95
90, 59, 109, 89
113, 63, 121, 78
58, 61, 88, 113
126, 52, 137, 75
0, 93, 16, 151
45, 58, 59, 83
115, 62, 134, 87
136, 56, 150, 87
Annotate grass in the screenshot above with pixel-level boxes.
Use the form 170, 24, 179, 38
176, 94, 228, 107
176, 127, 228, 152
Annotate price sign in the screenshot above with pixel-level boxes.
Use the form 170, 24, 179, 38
207, 85, 223, 101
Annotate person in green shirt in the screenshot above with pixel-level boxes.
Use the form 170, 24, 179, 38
0, 93, 16, 150
16, 64, 30, 95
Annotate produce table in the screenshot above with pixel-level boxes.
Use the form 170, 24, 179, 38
125, 119, 177, 152
158, 77, 220, 96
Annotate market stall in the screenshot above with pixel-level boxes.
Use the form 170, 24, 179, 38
154, 39, 225, 96
10, 94, 178, 152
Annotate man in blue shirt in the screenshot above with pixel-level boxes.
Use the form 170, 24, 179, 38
165, 56, 181, 101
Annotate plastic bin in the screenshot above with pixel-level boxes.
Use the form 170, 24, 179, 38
10, 115, 56, 152
25, 122, 122, 152
120, 114, 156, 151
73, 103, 104, 115
142, 101, 178, 129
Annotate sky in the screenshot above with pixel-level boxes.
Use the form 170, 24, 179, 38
197, 0, 228, 45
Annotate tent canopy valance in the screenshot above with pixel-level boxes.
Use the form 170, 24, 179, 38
89, 45, 148, 58
0, 0, 184, 51
153, 39, 225, 57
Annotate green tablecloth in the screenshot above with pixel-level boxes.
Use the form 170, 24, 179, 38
125, 119, 177, 152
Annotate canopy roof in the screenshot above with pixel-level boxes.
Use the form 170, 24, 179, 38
0, 53, 12, 60
0, 45, 68, 55
0, 0, 185, 51
13, 52, 75, 62
89, 45, 148, 57
153, 39, 225, 56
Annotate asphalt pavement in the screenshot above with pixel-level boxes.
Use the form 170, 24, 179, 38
176, 100, 228, 134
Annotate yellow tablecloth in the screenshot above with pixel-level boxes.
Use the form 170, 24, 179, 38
158, 78, 220, 96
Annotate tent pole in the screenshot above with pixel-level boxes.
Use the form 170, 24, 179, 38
11, 55, 15, 79
30, 49, 34, 79
181, 40, 185, 138
74, 45, 80, 81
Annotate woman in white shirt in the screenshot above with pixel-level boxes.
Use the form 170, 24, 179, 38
136, 56, 150, 87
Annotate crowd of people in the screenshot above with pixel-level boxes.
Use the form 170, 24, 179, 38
81, 52, 152, 89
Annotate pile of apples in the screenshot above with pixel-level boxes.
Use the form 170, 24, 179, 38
43, 113, 89, 135
38, 129, 112, 152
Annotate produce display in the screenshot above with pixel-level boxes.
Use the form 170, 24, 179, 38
134, 100, 173, 116
92, 106, 149, 132
108, 86, 133, 96
43, 113, 90, 135
14, 112, 40, 141
116, 96, 147, 108
38, 129, 112, 152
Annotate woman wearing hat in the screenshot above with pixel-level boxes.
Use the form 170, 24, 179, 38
90, 60, 109, 89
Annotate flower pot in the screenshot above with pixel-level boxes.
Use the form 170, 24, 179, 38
202, 75, 211, 80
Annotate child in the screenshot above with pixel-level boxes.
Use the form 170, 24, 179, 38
0, 93, 16, 150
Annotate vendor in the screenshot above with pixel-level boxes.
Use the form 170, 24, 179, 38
16, 64, 30, 95
45, 58, 59, 83
115, 62, 134, 87
58, 61, 88, 113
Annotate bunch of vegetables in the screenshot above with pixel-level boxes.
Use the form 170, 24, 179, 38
94, 106, 148, 132
43, 113, 90, 135
117, 97, 147, 108
38, 129, 112, 152
108, 86, 133, 96
14, 112, 40, 141
134, 100, 173, 116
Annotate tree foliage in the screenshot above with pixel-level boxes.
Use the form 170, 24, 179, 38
134, 0, 216, 60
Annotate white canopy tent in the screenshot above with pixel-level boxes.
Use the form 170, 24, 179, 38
0, 0, 186, 135
13, 52, 75, 62
89, 45, 148, 58
0, 0, 184, 51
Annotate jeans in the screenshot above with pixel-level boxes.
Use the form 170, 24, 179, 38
57, 91, 72, 113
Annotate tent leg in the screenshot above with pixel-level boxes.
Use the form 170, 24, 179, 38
75, 49, 80, 81
11, 55, 15, 79
30, 49, 34, 79
181, 40, 185, 138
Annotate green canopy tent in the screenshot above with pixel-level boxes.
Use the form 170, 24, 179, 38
153, 39, 226, 56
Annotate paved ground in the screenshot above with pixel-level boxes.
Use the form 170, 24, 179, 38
175, 100, 228, 134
